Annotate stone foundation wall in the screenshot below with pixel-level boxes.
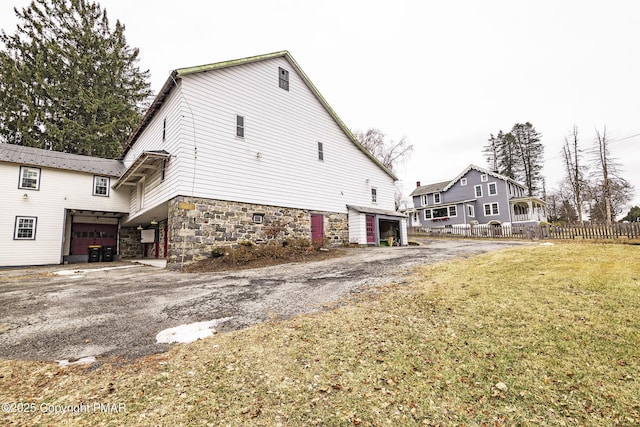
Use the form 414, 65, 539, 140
166, 196, 348, 268
119, 226, 144, 259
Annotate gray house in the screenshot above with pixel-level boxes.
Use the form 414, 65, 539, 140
408, 164, 546, 229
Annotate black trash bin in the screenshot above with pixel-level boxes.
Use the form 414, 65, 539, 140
102, 246, 115, 262
88, 245, 102, 262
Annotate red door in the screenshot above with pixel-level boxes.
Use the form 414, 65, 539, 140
366, 215, 376, 244
70, 223, 118, 255
311, 214, 324, 244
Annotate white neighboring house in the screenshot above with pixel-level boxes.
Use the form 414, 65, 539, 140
0, 143, 129, 267
115, 51, 406, 266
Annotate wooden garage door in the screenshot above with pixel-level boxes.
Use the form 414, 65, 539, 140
70, 223, 118, 255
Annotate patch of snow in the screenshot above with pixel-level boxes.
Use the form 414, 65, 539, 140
55, 356, 97, 367
539, 242, 555, 246
54, 265, 138, 276
156, 317, 233, 344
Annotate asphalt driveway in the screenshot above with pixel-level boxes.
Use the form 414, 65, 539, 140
0, 240, 528, 362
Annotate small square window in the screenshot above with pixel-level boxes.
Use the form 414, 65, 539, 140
481, 174, 488, 182
317, 142, 324, 161
14, 216, 37, 240
434, 193, 441, 204
19, 166, 41, 190
371, 188, 377, 203
279, 67, 289, 91
253, 213, 264, 224
93, 176, 110, 196
460, 178, 467, 186
236, 115, 245, 138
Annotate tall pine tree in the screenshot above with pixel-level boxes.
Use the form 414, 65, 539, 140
0, 0, 152, 158
483, 122, 544, 196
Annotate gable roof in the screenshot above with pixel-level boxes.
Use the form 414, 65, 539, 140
409, 164, 527, 197
0, 143, 125, 177
121, 51, 397, 180
409, 180, 452, 197
443, 164, 525, 191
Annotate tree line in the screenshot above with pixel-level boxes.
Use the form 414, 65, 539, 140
483, 122, 634, 224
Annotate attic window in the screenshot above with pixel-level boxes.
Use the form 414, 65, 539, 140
279, 67, 289, 91
460, 178, 467, 186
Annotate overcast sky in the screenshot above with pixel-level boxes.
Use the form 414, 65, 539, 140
2, 0, 639, 215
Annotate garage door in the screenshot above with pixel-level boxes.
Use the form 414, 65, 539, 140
70, 223, 118, 255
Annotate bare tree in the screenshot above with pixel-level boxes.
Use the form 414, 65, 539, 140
353, 128, 413, 173
590, 126, 633, 224
561, 125, 586, 223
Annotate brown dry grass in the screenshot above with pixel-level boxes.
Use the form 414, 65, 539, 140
1, 243, 639, 426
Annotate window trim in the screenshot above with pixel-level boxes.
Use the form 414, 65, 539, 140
93, 176, 110, 197
475, 185, 483, 198
467, 204, 475, 217
480, 174, 488, 182
433, 193, 441, 204
448, 206, 458, 217
371, 187, 378, 203
14, 216, 37, 240
421, 195, 428, 206
278, 67, 289, 91
460, 178, 467, 186
236, 114, 245, 138
488, 182, 497, 196
484, 202, 500, 216
19, 166, 41, 190
317, 141, 324, 161
252, 213, 264, 224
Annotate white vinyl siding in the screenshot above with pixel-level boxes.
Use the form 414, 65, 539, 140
1, 163, 129, 267
163, 56, 396, 214
122, 82, 184, 219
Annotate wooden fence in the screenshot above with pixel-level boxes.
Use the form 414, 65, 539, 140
408, 222, 640, 241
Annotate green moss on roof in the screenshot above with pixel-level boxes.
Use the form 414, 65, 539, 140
176, 51, 290, 76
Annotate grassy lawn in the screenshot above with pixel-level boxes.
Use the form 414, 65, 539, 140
1, 243, 639, 426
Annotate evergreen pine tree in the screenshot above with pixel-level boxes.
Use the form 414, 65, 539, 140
0, 0, 152, 157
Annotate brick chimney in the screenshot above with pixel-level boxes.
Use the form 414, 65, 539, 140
416, 181, 421, 187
